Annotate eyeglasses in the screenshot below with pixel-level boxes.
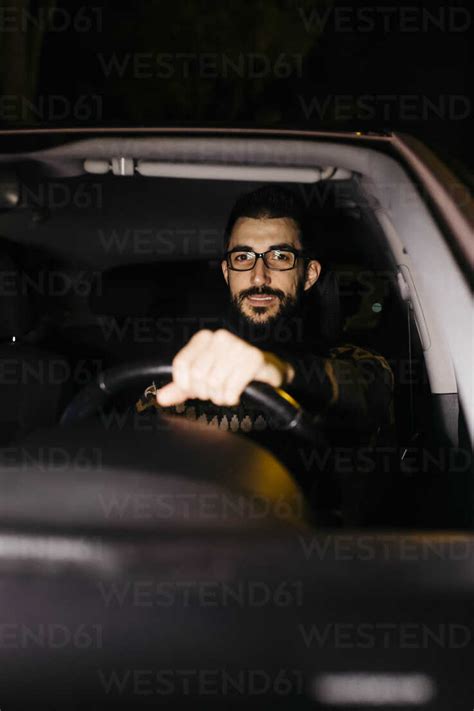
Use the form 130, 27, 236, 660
225, 248, 304, 271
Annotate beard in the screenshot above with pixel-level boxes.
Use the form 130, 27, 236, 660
224, 283, 307, 352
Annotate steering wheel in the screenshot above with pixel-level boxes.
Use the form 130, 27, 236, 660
60, 361, 323, 444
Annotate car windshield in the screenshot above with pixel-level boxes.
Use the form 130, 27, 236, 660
1, 145, 469, 530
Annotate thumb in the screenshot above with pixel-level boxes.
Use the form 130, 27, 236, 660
156, 381, 188, 407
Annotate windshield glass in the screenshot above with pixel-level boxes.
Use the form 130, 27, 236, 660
0, 2, 471, 174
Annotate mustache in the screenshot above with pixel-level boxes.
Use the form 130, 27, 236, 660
236, 286, 286, 305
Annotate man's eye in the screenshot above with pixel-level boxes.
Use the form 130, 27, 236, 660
235, 253, 252, 261
271, 251, 291, 261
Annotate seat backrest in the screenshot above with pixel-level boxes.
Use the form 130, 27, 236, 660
309, 268, 342, 346
0, 251, 72, 444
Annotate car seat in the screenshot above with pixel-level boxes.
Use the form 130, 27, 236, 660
0, 251, 73, 444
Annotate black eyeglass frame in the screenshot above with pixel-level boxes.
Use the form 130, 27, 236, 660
225, 247, 307, 272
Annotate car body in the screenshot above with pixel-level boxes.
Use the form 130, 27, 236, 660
0, 127, 472, 709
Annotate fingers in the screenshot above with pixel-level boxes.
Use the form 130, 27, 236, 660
155, 381, 187, 407
221, 346, 264, 405
197, 329, 246, 404
195, 330, 261, 405
172, 330, 214, 395
155, 329, 288, 408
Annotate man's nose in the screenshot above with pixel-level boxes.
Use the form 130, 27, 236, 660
250, 255, 271, 286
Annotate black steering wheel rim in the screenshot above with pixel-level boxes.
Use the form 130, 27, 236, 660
60, 360, 322, 443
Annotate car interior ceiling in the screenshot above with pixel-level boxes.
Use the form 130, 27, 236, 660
0, 170, 465, 526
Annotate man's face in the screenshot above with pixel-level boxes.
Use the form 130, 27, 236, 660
221, 216, 321, 326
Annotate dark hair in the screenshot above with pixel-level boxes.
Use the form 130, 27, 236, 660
223, 185, 312, 253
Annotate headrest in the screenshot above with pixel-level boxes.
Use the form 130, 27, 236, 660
0, 252, 34, 340
310, 269, 342, 346
89, 275, 157, 316
89, 262, 226, 318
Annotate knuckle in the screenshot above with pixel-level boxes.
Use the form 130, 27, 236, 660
250, 347, 264, 366
225, 392, 240, 406
189, 329, 212, 347
207, 379, 222, 393
208, 376, 223, 392
214, 328, 230, 342
195, 329, 212, 339
225, 381, 243, 403
211, 395, 226, 406
172, 353, 184, 371
190, 363, 206, 381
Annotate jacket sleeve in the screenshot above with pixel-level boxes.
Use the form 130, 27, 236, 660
283, 344, 394, 433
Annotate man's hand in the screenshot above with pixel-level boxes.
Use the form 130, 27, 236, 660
156, 329, 295, 407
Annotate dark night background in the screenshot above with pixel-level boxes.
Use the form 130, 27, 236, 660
0, 0, 472, 178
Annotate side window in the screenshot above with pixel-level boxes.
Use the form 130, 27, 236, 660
335, 264, 392, 338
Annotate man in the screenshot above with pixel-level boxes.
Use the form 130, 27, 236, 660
138, 185, 394, 519
153, 185, 392, 424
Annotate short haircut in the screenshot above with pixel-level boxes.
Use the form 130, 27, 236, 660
223, 185, 312, 253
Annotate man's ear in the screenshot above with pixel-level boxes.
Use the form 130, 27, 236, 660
304, 260, 321, 291
221, 259, 229, 285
